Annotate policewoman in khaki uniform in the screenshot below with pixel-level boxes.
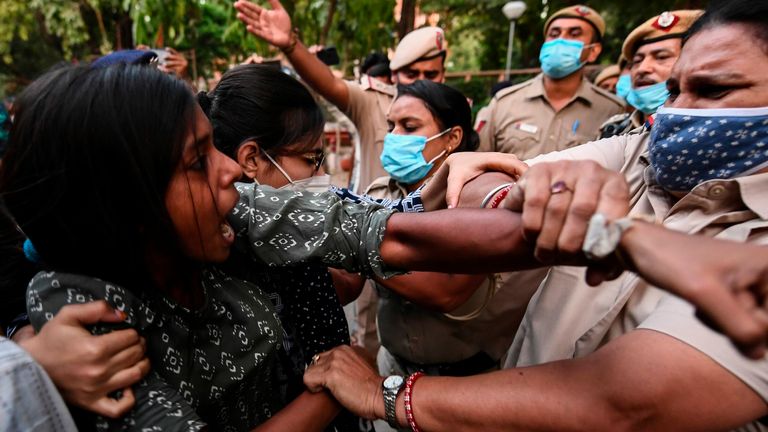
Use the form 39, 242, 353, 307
235, 0, 449, 192
479, 5, 624, 159
366, 80, 545, 431
599, 10, 703, 138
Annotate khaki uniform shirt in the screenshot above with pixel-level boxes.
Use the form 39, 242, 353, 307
505, 131, 768, 431
344, 76, 395, 193
479, 74, 624, 160
366, 176, 549, 365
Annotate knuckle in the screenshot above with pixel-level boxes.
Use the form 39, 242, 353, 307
558, 237, 582, 255
568, 201, 597, 221
525, 194, 547, 209
544, 201, 568, 219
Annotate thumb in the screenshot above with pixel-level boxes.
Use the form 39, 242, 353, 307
446, 170, 483, 209
57, 301, 125, 326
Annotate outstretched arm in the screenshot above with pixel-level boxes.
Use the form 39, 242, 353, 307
305, 330, 767, 431
234, 0, 351, 110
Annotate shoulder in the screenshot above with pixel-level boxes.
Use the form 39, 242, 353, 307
364, 176, 402, 199
587, 82, 625, 108
493, 79, 535, 103
599, 113, 631, 131
358, 75, 396, 97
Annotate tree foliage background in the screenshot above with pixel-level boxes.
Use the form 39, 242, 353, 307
0, 0, 707, 102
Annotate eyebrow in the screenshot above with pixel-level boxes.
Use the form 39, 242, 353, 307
686, 72, 749, 85
185, 131, 211, 157
549, 25, 585, 33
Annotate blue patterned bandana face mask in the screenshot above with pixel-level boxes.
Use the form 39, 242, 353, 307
381, 129, 450, 184
615, 74, 631, 100
626, 81, 670, 114
539, 39, 587, 79
649, 106, 768, 192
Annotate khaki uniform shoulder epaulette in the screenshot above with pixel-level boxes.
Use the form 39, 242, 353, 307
493, 80, 534, 102
359, 75, 396, 96
589, 82, 625, 108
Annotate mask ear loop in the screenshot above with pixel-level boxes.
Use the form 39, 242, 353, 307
261, 150, 295, 185
424, 128, 454, 164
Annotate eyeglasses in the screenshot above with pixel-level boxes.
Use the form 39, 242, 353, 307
301, 148, 326, 174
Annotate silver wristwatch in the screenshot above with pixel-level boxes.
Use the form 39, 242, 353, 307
382, 375, 405, 428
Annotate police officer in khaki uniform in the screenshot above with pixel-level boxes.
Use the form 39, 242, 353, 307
599, 10, 703, 138
593, 64, 620, 92
235, 0, 449, 192
479, 5, 624, 159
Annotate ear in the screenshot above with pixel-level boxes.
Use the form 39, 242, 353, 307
585, 42, 602, 63
236, 140, 262, 180
445, 126, 463, 153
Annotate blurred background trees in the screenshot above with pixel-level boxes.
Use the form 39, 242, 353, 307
0, 0, 707, 104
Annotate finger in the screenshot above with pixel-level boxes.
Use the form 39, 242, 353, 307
519, 167, 552, 242
90, 387, 136, 419
267, 0, 285, 11
502, 181, 524, 212
96, 329, 142, 356
57, 301, 125, 326
104, 340, 146, 373
484, 154, 528, 179
692, 284, 768, 357
102, 359, 151, 394
236, 0, 263, 17
534, 189, 573, 264
594, 173, 630, 221
235, 2, 262, 22
445, 169, 483, 209
164, 47, 178, 54
557, 173, 602, 255
303, 362, 328, 393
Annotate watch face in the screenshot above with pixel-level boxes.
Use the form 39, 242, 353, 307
383, 375, 404, 390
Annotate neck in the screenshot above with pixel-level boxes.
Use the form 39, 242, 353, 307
543, 70, 584, 111
146, 245, 205, 309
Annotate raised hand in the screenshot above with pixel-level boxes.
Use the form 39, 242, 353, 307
160, 47, 189, 77
234, 0, 293, 49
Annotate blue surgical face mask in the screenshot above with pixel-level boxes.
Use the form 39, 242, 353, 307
381, 129, 451, 184
539, 39, 588, 79
649, 106, 768, 192
615, 74, 631, 100
626, 81, 670, 114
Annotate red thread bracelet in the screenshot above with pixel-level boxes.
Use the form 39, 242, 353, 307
488, 184, 513, 209
404, 371, 425, 432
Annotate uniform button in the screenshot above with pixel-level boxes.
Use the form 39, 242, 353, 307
709, 185, 726, 198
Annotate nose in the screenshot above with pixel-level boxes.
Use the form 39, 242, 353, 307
219, 149, 243, 188
632, 58, 655, 83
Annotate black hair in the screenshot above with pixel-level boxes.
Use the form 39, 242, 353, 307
362, 52, 391, 78
396, 80, 479, 152
0, 64, 195, 295
685, 0, 768, 54
199, 64, 325, 160
0, 204, 36, 328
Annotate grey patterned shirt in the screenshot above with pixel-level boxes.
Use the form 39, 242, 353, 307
26, 185, 397, 431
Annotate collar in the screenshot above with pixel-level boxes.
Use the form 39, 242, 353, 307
642, 154, 768, 220
359, 74, 396, 96
524, 73, 594, 107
